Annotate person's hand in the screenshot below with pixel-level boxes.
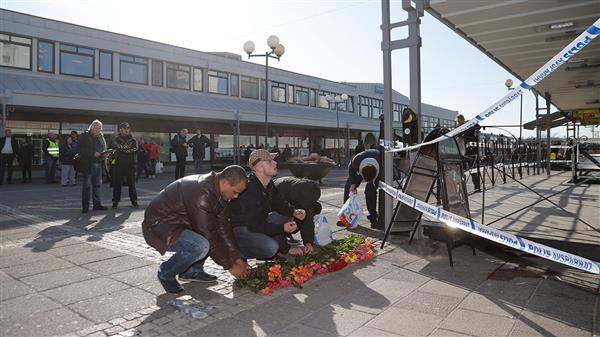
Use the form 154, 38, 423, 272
94, 152, 101, 158
349, 184, 357, 194
293, 209, 306, 221
283, 221, 298, 233
228, 258, 250, 279
183, 143, 189, 148
303, 243, 314, 254
288, 246, 304, 256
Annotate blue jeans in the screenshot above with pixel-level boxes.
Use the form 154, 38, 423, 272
159, 229, 209, 280
45, 154, 57, 183
82, 162, 103, 209
233, 212, 291, 258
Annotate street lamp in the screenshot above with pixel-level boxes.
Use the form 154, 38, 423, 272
243, 36, 285, 148
325, 93, 348, 165
505, 79, 524, 179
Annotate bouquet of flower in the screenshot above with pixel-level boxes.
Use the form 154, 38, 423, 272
236, 234, 375, 295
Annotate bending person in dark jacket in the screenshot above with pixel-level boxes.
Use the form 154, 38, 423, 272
142, 165, 249, 294
338, 149, 381, 227
229, 149, 307, 259
273, 176, 321, 254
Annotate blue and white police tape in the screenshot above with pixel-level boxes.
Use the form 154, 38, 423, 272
386, 18, 600, 154
378, 181, 600, 275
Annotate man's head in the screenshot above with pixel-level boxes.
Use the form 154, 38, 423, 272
4, 128, 11, 137
456, 114, 465, 126
249, 149, 278, 177
218, 165, 248, 201
118, 122, 131, 136
89, 120, 103, 137
195, 129, 202, 135
359, 158, 379, 183
179, 128, 188, 137
48, 131, 56, 139
70, 131, 78, 140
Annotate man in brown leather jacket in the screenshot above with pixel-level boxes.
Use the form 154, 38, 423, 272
142, 165, 249, 293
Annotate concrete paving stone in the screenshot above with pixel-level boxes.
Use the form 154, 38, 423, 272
417, 279, 471, 299
0, 249, 55, 268
0, 293, 61, 322
299, 304, 376, 336
2, 307, 93, 337
233, 294, 315, 333
42, 277, 130, 305
348, 259, 397, 284
367, 278, 422, 301
271, 323, 336, 337
77, 322, 113, 336
440, 308, 515, 337
533, 278, 596, 303
348, 326, 404, 337
185, 316, 264, 337
68, 287, 157, 323
20, 265, 98, 291
88, 331, 107, 337
82, 255, 153, 275
110, 264, 158, 287
3, 255, 75, 278
45, 242, 105, 257
429, 328, 476, 337
473, 278, 540, 308
137, 281, 167, 296
367, 307, 442, 336
0, 228, 45, 242
62, 248, 125, 265
510, 309, 591, 337
459, 292, 523, 319
524, 290, 593, 330
104, 325, 125, 335
394, 290, 462, 318
0, 278, 35, 301
0, 246, 41, 257
381, 267, 431, 286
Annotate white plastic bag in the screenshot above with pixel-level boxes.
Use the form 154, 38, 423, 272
337, 193, 362, 229
155, 161, 164, 174
313, 215, 332, 246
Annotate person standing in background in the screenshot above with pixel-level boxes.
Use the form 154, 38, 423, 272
171, 128, 188, 180
43, 131, 59, 184
136, 137, 150, 181
187, 129, 211, 174
145, 138, 159, 179
77, 120, 109, 213
0, 128, 19, 185
59, 135, 77, 186
18, 135, 34, 183
110, 122, 138, 209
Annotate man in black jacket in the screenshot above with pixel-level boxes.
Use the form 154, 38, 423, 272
188, 129, 211, 174
273, 176, 321, 254
338, 148, 381, 227
229, 149, 307, 259
0, 128, 19, 185
171, 128, 188, 180
18, 135, 34, 183
456, 114, 481, 192
110, 122, 138, 209
77, 120, 109, 213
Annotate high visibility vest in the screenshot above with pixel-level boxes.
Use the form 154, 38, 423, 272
47, 139, 59, 158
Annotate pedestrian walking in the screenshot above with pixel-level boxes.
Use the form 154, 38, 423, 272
43, 131, 59, 183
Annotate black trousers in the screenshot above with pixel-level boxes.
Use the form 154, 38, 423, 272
0, 154, 15, 184
21, 159, 32, 182
175, 156, 186, 180
112, 164, 137, 203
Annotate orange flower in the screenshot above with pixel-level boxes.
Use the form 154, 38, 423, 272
261, 287, 272, 295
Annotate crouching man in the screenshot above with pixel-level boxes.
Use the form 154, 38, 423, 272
142, 165, 250, 293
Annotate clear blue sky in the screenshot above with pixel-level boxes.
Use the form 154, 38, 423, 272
1, 0, 588, 138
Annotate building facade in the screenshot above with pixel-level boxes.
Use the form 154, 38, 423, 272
0, 9, 457, 167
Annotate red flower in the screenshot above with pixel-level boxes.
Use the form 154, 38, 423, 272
329, 259, 348, 272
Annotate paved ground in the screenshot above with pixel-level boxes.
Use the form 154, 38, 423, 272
0, 167, 598, 337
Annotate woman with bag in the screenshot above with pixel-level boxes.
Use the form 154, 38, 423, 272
144, 138, 160, 178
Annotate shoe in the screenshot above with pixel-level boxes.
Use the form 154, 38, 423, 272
82, 208, 88, 214
93, 205, 108, 211
473, 188, 481, 193
131, 201, 138, 208
112, 202, 118, 209
62, 185, 68, 187
336, 221, 346, 227
157, 272, 184, 293
178, 271, 217, 283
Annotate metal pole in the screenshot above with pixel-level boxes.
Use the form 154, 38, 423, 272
535, 92, 541, 174
336, 103, 340, 164
408, 3, 423, 144
264, 55, 269, 148
545, 92, 551, 175
380, 0, 393, 231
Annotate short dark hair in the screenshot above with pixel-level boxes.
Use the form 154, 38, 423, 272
361, 165, 378, 182
219, 165, 248, 186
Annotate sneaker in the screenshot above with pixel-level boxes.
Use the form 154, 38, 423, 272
131, 201, 138, 208
157, 272, 184, 293
178, 271, 218, 283
336, 221, 346, 227
112, 202, 118, 209
93, 205, 108, 211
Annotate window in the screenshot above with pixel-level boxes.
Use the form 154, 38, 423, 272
193, 68, 203, 92
151, 60, 163, 87
295, 86, 309, 106
271, 81, 286, 103
359, 96, 370, 117
166, 62, 190, 90
241, 76, 259, 99
309, 89, 316, 107
260, 79, 266, 101
372, 99, 382, 118
120, 54, 148, 84
347, 96, 354, 113
393, 103, 402, 122
59, 44, 93, 77
0, 33, 31, 69
318, 91, 329, 109
208, 70, 228, 95
230, 74, 239, 97
287, 84, 294, 104
37, 40, 54, 73
99, 51, 112, 80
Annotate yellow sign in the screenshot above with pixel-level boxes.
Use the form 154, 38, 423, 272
569, 108, 600, 125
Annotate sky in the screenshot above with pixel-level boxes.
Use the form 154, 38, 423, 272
1, 0, 593, 138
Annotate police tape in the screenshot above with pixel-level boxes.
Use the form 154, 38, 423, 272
378, 181, 600, 275
386, 18, 600, 154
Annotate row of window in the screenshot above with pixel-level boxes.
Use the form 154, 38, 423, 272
1, 32, 452, 123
